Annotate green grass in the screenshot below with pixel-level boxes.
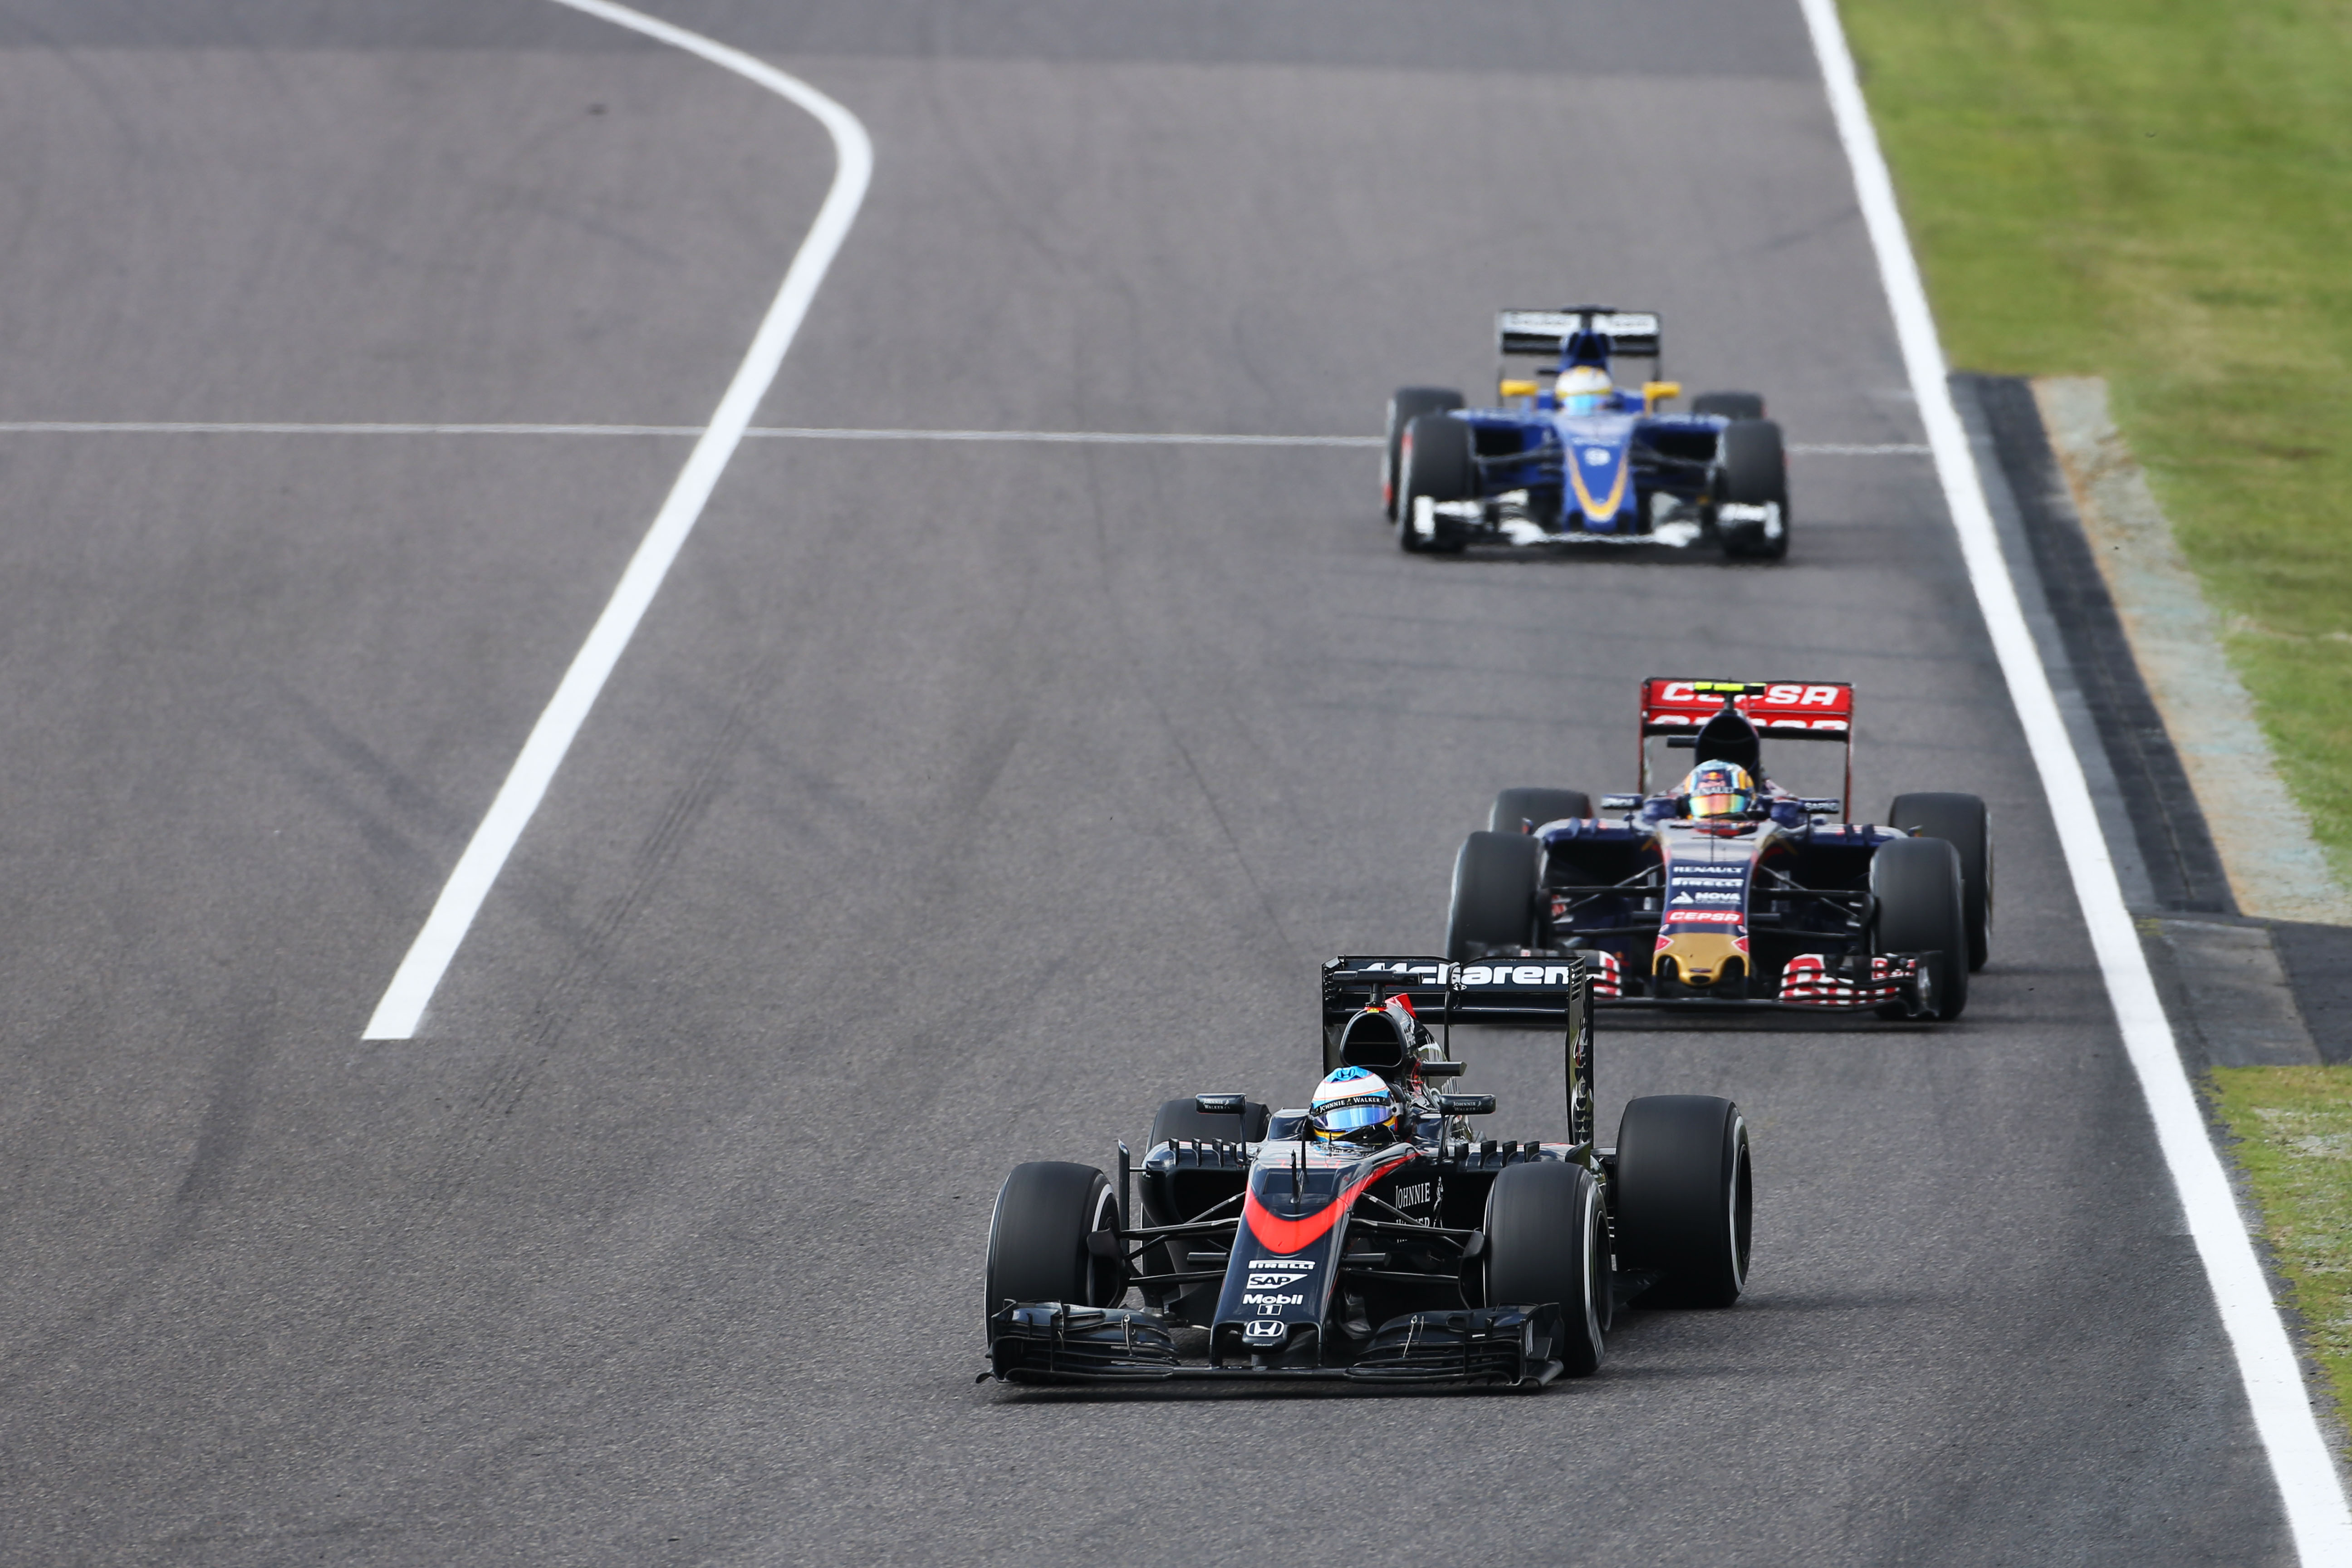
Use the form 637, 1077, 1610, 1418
2208, 1067, 2352, 1450
1840, 0, 2352, 885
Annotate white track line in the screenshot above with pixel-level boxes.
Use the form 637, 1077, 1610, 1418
0, 421, 706, 437
0, 421, 1923, 454
361, 0, 872, 1039
1798, 0, 2352, 1556
743, 426, 1377, 447
0, 421, 1363, 445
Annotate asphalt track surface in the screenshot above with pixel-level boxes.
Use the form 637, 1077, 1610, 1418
0, 2, 2298, 1563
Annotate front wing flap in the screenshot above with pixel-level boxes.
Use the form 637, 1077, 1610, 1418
985, 1303, 1563, 1386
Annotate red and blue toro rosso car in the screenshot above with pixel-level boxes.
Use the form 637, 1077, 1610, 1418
1446, 679, 1991, 1019
1382, 307, 1788, 559
983, 958, 1751, 1387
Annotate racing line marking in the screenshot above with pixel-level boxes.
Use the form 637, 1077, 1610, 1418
360, 0, 872, 1040
0, 422, 1925, 455
1799, 0, 2352, 1556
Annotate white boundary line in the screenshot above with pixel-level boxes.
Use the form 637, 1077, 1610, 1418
361, 0, 872, 1039
0, 421, 1924, 454
0, 421, 708, 437
1797, 0, 2352, 1556
0, 421, 1367, 445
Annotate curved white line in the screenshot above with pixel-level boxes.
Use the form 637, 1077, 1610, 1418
1797, 0, 2352, 1558
363, 0, 872, 1039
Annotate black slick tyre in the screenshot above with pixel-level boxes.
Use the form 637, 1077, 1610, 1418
1717, 418, 1789, 560
1489, 787, 1592, 835
1613, 1095, 1751, 1308
1484, 1160, 1609, 1377
985, 1161, 1121, 1337
1446, 830, 1541, 962
1872, 835, 1969, 1019
1690, 391, 1765, 421
1385, 386, 1462, 520
1889, 791, 1992, 970
1398, 409, 1476, 554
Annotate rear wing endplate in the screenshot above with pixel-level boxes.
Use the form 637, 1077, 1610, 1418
1496, 307, 1661, 360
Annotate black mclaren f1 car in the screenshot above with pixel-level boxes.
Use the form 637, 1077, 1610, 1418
1446, 678, 1991, 1019
982, 957, 1752, 1387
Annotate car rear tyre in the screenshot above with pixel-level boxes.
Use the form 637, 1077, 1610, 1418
1890, 792, 1992, 971
1872, 835, 1969, 1019
1691, 391, 1766, 421
1485, 1160, 1609, 1377
1446, 830, 1541, 962
1399, 410, 1476, 554
985, 1162, 1122, 1336
1718, 417, 1789, 560
1613, 1095, 1750, 1308
1385, 386, 1462, 520
1489, 787, 1592, 835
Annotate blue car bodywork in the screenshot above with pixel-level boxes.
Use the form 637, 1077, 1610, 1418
1391, 308, 1787, 558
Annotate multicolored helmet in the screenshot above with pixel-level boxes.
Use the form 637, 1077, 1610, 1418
1556, 364, 1614, 416
1308, 1067, 1401, 1146
1682, 760, 1758, 820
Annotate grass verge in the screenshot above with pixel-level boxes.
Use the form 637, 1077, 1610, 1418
2208, 1067, 2352, 1454
1838, 0, 2352, 885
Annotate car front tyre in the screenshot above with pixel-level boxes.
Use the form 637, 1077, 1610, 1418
1890, 791, 1992, 971
1717, 417, 1789, 560
1485, 1160, 1609, 1377
1385, 386, 1462, 520
1400, 410, 1476, 554
985, 1161, 1122, 1340
1872, 835, 1970, 1018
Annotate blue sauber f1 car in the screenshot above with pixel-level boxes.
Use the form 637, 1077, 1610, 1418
1382, 307, 1788, 559
983, 958, 1752, 1387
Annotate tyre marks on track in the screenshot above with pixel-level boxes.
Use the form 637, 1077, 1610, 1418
415, 684, 757, 1198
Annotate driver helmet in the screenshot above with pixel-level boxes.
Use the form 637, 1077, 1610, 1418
1556, 364, 1614, 416
1308, 1067, 1402, 1148
1681, 760, 1758, 819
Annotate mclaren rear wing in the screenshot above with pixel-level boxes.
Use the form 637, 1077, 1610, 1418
1324, 956, 1596, 1145
1324, 955, 1588, 1029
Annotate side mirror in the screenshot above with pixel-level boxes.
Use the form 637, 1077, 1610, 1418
1436, 1093, 1497, 1116
1801, 797, 1843, 815
1600, 793, 1642, 810
1418, 1059, 1467, 1079
1193, 1093, 1247, 1115
1642, 379, 1682, 412
1498, 377, 1539, 399
1665, 735, 1698, 750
